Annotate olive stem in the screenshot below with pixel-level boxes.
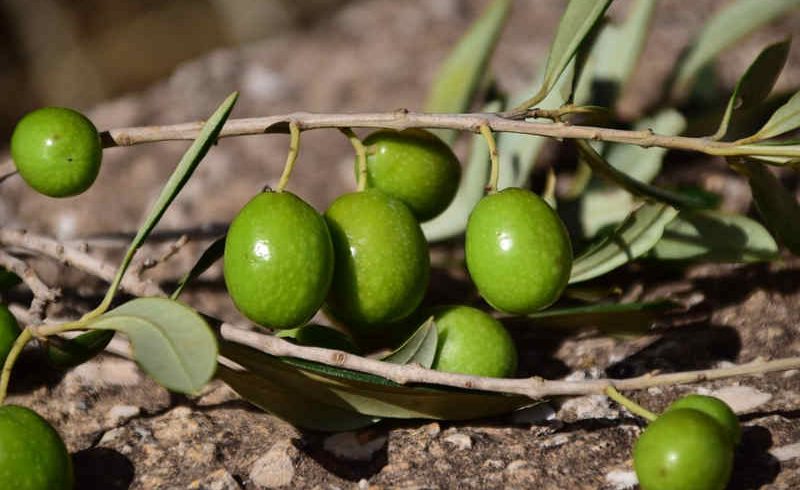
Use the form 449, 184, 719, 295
0, 327, 32, 404
605, 385, 658, 422
479, 124, 500, 193
276, 121, 301, 193
340, 128, 368, 191
82, 110, 800, 159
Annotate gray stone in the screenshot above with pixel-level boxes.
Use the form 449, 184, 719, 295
249, 440, 296, 488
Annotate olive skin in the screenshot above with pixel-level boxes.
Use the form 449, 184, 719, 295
223, 191, 333, 329
11, 107, 102, 198
429, 305, 517, 378
0, 304, 21, 365
666, 394, 741, 445
0, 405, 74, 490
324, 190, 430, 335
362, 129, 461, 221
465, 188, 572, 314
634, 409, 733, 490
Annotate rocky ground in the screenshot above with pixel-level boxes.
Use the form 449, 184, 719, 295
1, 0, 800, 488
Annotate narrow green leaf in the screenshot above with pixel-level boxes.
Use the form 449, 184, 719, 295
424, 0, 511, 144
738, 160, 800, 254
671, 0, 800, 100
382, 317, 437, 368
512, 0, 612, 111
45, 330, 115, 369
753, 89, 800, 141
570, 202, 679, 283
423, 101, 498, 242
713, 40, 791, 140
526, 301, 677, 333
277, 324, 359, 354
651, 210, 778, 262
221, 341, 534, 421
89, 298, 218, 394
578, 110, 687, 237
171, 235, 226, 299
218, 365, 380, 431
100, 93, 238, 310
576, 139, 705, 210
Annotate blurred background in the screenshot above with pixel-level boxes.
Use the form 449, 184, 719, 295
0, 0, 353, 139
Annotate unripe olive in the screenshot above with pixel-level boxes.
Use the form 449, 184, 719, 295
465, 188, 572, 314
224, 190, 333, 329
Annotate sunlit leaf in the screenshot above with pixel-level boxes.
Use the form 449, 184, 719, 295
671, 0, 800, 100
736, 159, 800, 254
713, 39, 790, 140
512, 0, 612, 112
424, 0, 511, 144
752, 89, 800, 141
651, 210, 778, 262
423, 102, 498, 242
221, 341, 534, 421
382, 317, 437, 368
570, 202, 679, 283
89, 298, 218, 394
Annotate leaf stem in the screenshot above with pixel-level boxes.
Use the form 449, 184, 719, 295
276, 121, 301, 193
605, 385, 658, 422
479, 124, 500, 193
0, 327, 32, 404
340, 128, 368, 191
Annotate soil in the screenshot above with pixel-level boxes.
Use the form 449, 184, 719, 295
1, 1, 799, 488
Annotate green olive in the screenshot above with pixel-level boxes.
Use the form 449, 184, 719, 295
324, 189, 429, 336
465, 188, 572, 314
634, 408, 733, 490
665, 394, 741, 445
223, 190, 333, 329
0, 268, 21, 291
10, 107, 102, 198
429, 305, 517, 377
0, 405, 74, 490
361, 129, 461, 221
0, 304, 21, 365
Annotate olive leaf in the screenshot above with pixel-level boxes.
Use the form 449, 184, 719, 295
45, 330, 115, 369
576, 110, 686, 237
87, 298, 218, 394
569, 202, 679, 283
221, 340, 534, 421
97, 92, 238, 309
526, 300, 677, 334
736, 159, 800, 254
670, 0, 800, 101
511, 0, 612, 112
381, 316, 437, 368
424, 0, 511, 144
650, 210, 778, 262
713, 39, 791, 141
751, 89, 800, 141
171, 234, 226, 299
218, 365, 380, 432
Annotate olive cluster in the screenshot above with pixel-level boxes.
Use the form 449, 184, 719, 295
222, 128, 572, 377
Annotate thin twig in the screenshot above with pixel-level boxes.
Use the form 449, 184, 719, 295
479, 124, 500, 193
0, 249, 60, 321
131, 234, 190, 274
339, 128, 368, 191
93, 111, 799, 159
276, 121, 301, 193
0, 229, 162, 298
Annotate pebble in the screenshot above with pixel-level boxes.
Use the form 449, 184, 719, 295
709, 385, 772, 412
605, 469, 638, 489
323, 432, 387, 462
770, 442, 800, 462
189, 469, 242, 490
505, 460, 529, 472
106, 404, 141, 426
249, 440, 296, 488
443, 432, 472, 450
